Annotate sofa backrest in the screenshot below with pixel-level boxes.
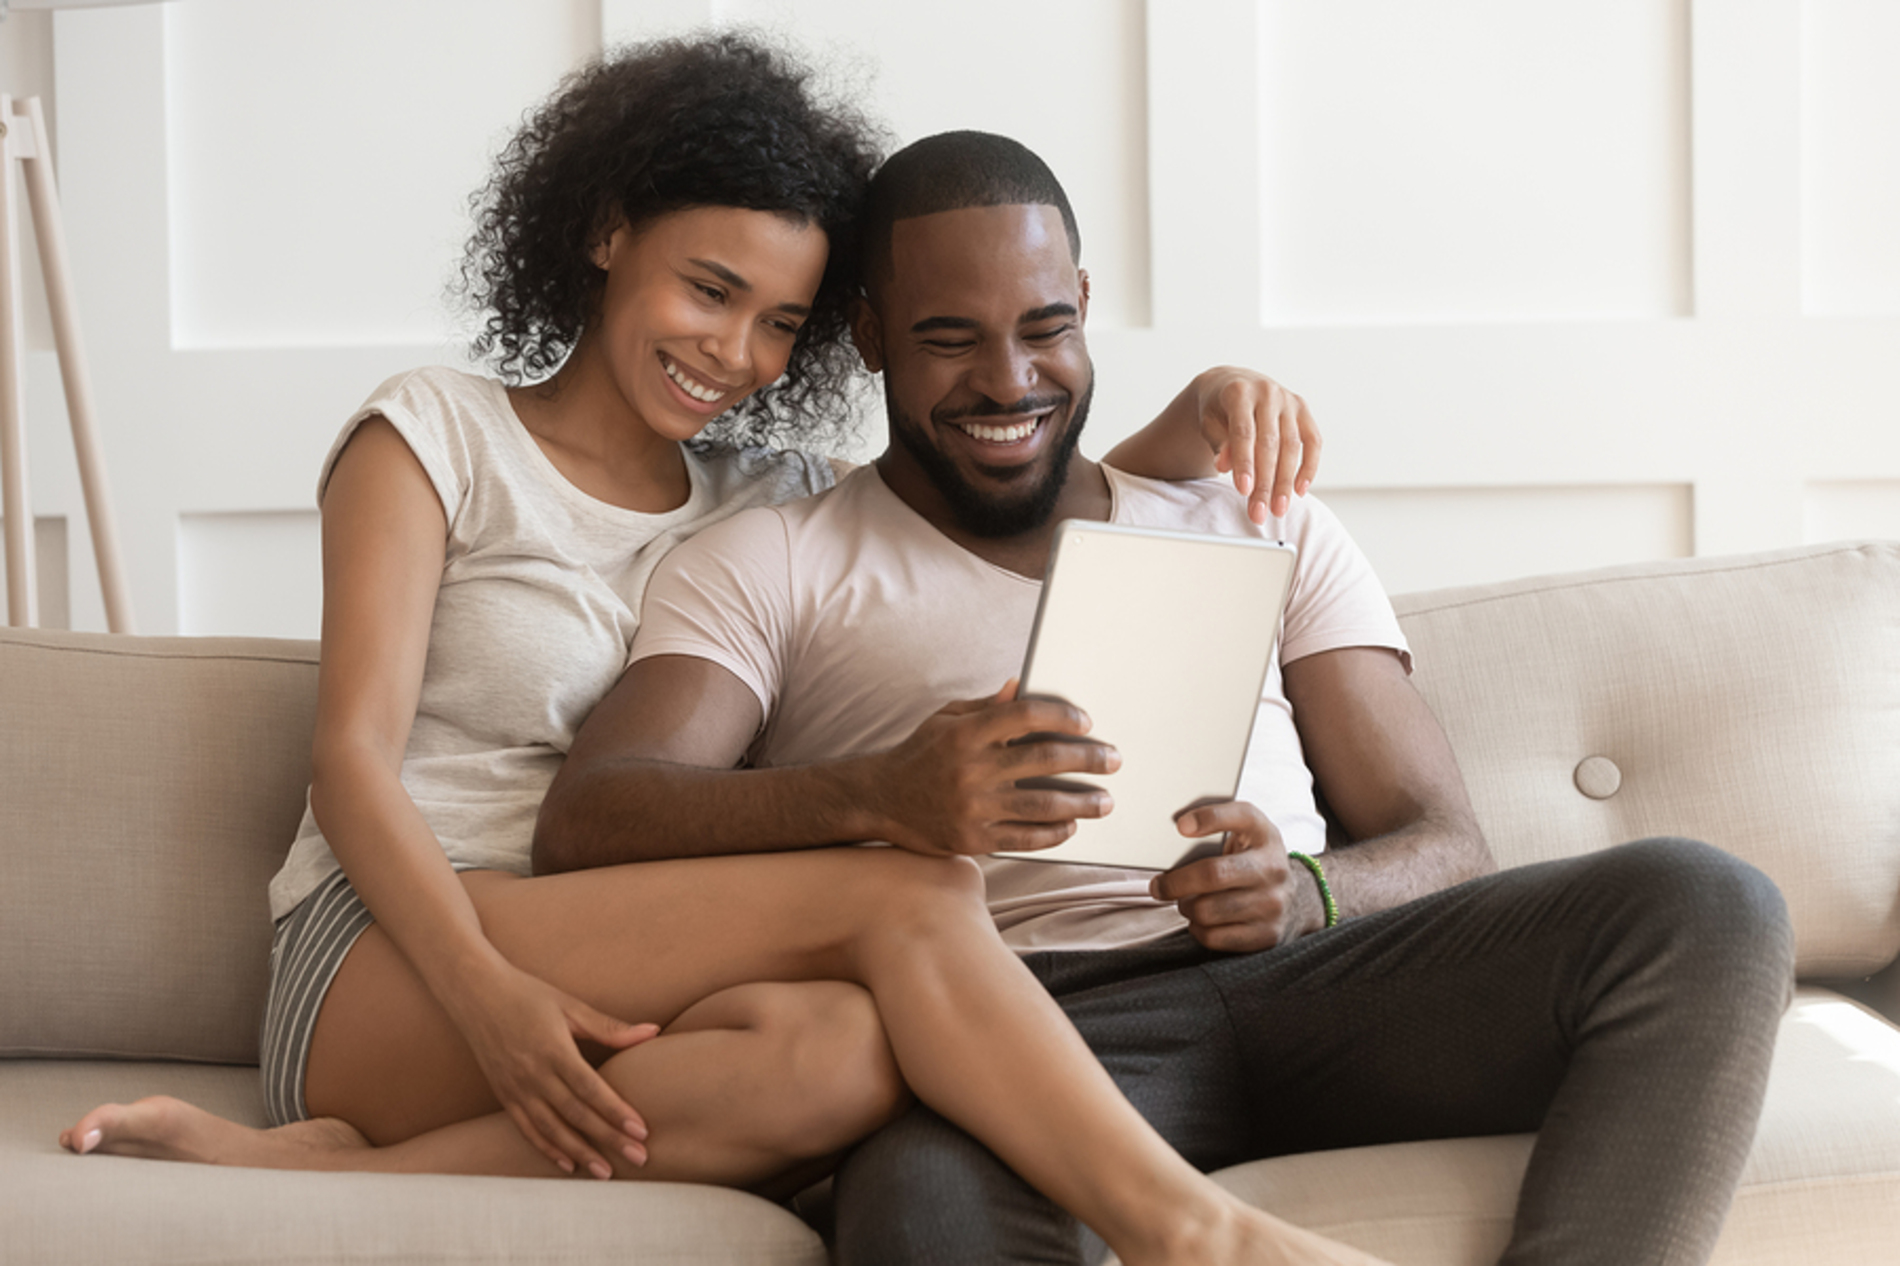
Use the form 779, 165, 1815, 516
1394, 540, 1900, 979
0, 629, 318, 1063
3, 541, 1895, 1065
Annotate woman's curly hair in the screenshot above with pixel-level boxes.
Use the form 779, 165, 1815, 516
459, 33, 884, 450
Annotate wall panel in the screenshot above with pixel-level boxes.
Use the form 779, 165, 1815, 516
713, 0, 1152, 330
1803, 481, 1900, 545
1324, 485, 1692, 595
175, 510, 320, 638
0, 515, 68, 629
1255, 0, 1691, 325
1800, 0, 1900, 316
0, 1, 1894, 632
164, 0, 600, 349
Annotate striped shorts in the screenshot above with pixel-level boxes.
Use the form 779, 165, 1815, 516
258, 870, 376, 1127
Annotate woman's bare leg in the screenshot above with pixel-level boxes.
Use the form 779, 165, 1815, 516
62, 979, 899, 1190
70, 850, 1387, 1265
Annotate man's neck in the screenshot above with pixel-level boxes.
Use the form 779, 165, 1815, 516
873, 452, 1112, 579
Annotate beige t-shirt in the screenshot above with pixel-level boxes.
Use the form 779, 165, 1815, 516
267, 366, 833, 921
633, 463, 1410, 953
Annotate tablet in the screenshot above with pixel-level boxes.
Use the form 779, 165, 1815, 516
998, 520, 1296, 871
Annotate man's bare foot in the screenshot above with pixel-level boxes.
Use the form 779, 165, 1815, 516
59, 1097, 370, 1170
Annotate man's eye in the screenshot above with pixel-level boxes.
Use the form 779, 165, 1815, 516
922, 339, 975, 351
695, 283, 726, 302
1026, 324, 1072, 342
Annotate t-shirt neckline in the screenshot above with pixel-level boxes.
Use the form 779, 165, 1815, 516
483, 376, 714, 528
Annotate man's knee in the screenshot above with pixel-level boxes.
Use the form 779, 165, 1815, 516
833, 1105, 1087, 1266
1590, 837, 1795, 993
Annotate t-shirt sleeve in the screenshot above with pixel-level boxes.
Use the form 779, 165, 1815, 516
1279, 495, 1412, 672
631, 507, 795, 721
315, 370, 466, 525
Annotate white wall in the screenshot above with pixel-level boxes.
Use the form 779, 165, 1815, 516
0, 0, 1894, 636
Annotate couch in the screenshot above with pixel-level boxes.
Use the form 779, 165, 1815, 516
3, 539, 1897, 1264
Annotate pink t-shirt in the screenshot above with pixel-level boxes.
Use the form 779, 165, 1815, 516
633, 464, 1410, 952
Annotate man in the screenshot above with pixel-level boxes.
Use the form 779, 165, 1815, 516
535, 132, 1793, 1266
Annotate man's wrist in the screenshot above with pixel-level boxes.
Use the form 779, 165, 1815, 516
1286, 851, 1338, 934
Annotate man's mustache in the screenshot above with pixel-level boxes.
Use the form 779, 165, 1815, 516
934, 394, 1070, 425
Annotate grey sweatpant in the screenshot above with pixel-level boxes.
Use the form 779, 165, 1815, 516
829, 838, 1795, 1266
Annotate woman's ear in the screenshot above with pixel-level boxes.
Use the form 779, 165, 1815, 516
850, 295, 885, 373
590, 215, 628, 271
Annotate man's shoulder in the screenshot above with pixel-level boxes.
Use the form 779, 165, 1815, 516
659, 464, 873, 575
1103, 466, 1358, 551
1104, 466, 1264, 536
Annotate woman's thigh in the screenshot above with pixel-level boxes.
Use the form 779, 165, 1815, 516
303, 847, 959, 1141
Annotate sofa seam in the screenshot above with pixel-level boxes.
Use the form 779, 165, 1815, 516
0, 640, 317, 667
1394, 543, 1887, 620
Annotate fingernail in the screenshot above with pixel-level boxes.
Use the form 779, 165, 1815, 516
1236, 472, 1253, 495
590, 1159, 613, 1181
557, 1157, 575, 1174
625, 1119, 648, 1141
81, 1129, 101, 1154
625, 1143, 648, 1167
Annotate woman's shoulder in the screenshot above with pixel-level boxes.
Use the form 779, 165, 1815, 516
686, 442, 839, 509
356, 365, 507, 426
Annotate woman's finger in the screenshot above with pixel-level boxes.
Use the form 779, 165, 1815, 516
504, 1099, 574, 1176
1208, 385, 1256, 496
531, 1090, 615, 1180
1295, 394, 1321, 497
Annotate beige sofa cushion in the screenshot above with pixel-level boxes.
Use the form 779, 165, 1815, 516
0, 1061, 825, 1265
1394, 541, 1900, 978
0, 630, 319, 1063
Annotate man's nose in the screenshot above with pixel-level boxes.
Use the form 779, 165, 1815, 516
966, 341, 1036, 404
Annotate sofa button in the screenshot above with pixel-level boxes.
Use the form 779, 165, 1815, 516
1574, 756, 1622, 800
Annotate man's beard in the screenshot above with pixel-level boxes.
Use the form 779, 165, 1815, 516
888, 378, 1093, 539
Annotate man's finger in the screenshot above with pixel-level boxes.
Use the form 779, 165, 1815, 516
1150, 854, 1233, 902
1001, 783, 1113, 824
1000, 736, 1119, 778
991, 820, 1082, 853
992, 697, 1096, 742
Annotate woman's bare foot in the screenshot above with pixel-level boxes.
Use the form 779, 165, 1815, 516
59, 1097, 370, 1170
1145, 1195, 1394, 1266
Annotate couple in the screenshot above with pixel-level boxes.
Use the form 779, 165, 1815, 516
62, 34, 1793, 1266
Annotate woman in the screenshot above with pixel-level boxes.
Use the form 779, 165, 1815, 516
61, 33, 1372, 1266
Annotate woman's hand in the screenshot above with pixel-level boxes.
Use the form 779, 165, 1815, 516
1103, 367, 1321, 525
446, 960, 660, 1180
1190, 367, 1320, 525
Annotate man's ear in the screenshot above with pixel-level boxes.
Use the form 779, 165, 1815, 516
1077, 268, 1090, 324
849, 295, 885, 373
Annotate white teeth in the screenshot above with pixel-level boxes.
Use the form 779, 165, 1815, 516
960, 418, 1038, 443
662, 355, 728, 403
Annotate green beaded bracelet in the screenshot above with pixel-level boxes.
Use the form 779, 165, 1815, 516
1287, 851, 1339, 929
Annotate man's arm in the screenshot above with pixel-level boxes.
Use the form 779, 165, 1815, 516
1151, 645, 1492, 951
532, 655, 1117, 875
1282, 645, 1494, 921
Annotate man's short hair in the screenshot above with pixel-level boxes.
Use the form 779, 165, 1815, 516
860, 131, 1082, 291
